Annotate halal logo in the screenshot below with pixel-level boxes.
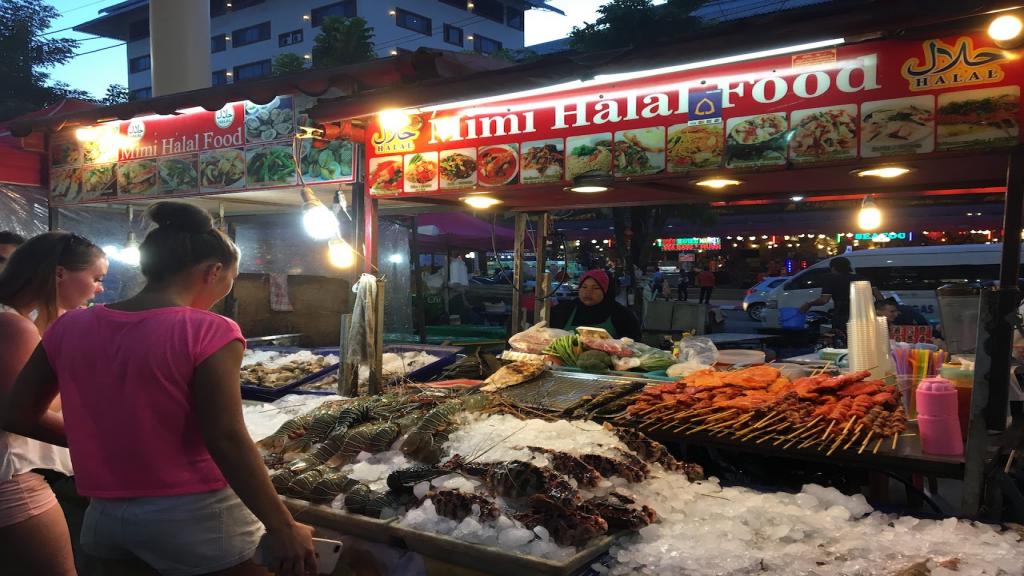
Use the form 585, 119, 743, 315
214, 105, 235, 129
694, 98, 716, 116
901, 37, 1005, 91
372, 115, 423, 154
126, 119, 145, 139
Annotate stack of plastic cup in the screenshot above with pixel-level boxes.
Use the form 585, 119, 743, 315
847, 281, 883, 377
875, 315, 894, 378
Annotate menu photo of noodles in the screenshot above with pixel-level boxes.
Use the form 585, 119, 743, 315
788, 105, 858, 164
404, 151, 439, 193
439, 148, 477, 190
520, 139, 564, 184
937, 86, 1020, 152
565, 133, 613, 180
725, 113, 788, 168
860, 95, 934, 158
666, 123, 723, 172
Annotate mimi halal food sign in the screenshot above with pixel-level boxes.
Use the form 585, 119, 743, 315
366, 31, 1023, 198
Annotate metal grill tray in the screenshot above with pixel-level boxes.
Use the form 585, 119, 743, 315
499, 370, 648, 411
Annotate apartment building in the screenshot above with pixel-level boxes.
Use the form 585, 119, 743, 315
77, 0, 561, 99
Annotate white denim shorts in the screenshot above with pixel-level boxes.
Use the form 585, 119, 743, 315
81, 487, 264, 576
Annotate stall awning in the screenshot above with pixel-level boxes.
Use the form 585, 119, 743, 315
416, 212, 515, 251
0, 99, 97, 186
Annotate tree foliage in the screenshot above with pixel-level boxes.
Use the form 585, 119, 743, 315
0, 0, 80, 120
101, 84, 128, 105
568, 0, 707, 52
273, 52, 307, 76
311, 16, 376, 69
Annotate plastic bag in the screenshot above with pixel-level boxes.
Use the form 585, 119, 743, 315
509, 322, 570, 354
612, 356, 642, 372
667, 360, 711, 379
581, 336, 635, 357
676, 336, 719, 366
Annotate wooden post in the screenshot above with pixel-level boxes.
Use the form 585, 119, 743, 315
535, 212, 551, 325
369, 277, 385, 395
338, 313, 354, 396
510, 213, 527, 336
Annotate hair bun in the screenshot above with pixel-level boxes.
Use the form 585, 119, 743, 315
147, 202, 214, 233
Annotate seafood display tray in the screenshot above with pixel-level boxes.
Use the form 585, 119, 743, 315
501, 371, 650, 411
282, 497, 615, 576
292, 344, 462, 396
240, 346, 341, 402
392, 525, 615, 576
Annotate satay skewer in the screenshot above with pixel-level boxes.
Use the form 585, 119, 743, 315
779, 416, 822, 441
891, 432, 899, 450
843, 425, 864, 450
820, 420, 836, 441
873, 438, 883, 454
858, 430, 875, 454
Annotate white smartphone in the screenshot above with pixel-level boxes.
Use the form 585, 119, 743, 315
253, 535, 343, 575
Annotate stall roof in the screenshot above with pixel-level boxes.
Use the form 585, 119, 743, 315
7, 49, 513, 138
0, 99, 98, 186
416, 212, 516, 251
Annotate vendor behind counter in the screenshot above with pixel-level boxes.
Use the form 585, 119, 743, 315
550, 270, 642, 340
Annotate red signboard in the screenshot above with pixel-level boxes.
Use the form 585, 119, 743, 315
366, 33, 1022, 197
50, 95, 355, 206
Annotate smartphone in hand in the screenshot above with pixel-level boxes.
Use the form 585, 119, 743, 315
254, 534, 343, 575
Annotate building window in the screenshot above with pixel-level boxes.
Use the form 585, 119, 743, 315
212, 70, 229, 85
128, 54, 151, 73
211, 34, 227, 53
472, 0, 504, 23
128, 19, 149, 41
232, 0, 266, 9
279, 29, 303, 47
129, 87, 152, 100
438, 0, 466, 9
211, 0, 227, 17
311, 1, 356, 27
232, 21, 271, 47
396, 9, 431, 35
233, 59, 272, 81
443, 23, 463, 46
506, 6, 523, 30
473, 34, 502, 55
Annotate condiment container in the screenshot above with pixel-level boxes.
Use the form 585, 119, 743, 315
916, 376, 964, 457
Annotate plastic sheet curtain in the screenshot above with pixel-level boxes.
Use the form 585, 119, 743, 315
0, 184, 48, 237
380, 218, 412, 337
56, 204, 146, 304
232, 213, 349, 277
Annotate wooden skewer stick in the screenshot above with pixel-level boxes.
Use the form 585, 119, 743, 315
858, 430, 875, 454
752, 422, 790, 443
891, 432, 899, 450
637, 402, 674, 415
840, 415, 857, 436
821, 420, 836, 441
826, 433, 846, 456
780, 416, 822, 441
710, 413, 753, 432
872, 438, 883, 454
843, 426, 864, 450
784, 437, 801, 450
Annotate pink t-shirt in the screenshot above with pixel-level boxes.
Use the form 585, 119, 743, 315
42, 305, 244, 498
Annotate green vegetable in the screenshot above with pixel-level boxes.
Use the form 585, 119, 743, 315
577, 350, 613, 373
572, 144, 597, 157
636, 348, 677, 372
543, 334, 582, 366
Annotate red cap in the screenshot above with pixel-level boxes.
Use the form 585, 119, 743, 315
580, 269, 610, 294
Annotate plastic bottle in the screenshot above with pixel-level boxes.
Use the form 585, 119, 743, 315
915, 376, 964, 457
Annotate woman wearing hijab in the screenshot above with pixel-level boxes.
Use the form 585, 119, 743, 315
550, 270, 642, 339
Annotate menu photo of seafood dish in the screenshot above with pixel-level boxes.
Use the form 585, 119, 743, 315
439, 148, 477, 189
50, 167, 82, 204
788, 105, 858, 163
51, 138, 81, 167
368, 156, 403, 195
937, 86, 1020, 151
477, 144, 519, 187
565, 133, 612, 180
199, 148, 245, 192
116, 159, 159, 196
666, 124, 723, 172
245, 96, 295, 144
520, 139, 564, 184
613, 127, 665, 176
81, 164, 117, 201
861, 95, 934, 158
246, 143, 297, 188
404, 151, 439, 192
158, 155, 199, 194
725, 113, 788, 167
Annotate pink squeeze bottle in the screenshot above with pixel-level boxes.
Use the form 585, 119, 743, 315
915, 377, 964, 457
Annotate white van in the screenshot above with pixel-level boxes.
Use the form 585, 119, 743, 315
761, 244, 1019, 328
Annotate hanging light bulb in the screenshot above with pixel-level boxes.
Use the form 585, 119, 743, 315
857, 195, 882, 231
119, 231, 141, 266
328, 236, 356, 268
301, 187, 340, 240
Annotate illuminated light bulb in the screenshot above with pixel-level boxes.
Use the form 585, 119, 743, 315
857, 196, 882, 231
791, 196, 804, 202
461, 195, 501, 209
989, 14, 1024, 42
302, 199, 340, 240
328, 237, 356, 268
388, 253, 403, 264
378, 108, 411, 132
855, 166, 910, 178
696, 178, 741, 189
431, 116, 461, 141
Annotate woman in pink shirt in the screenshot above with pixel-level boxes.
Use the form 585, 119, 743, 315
3, 202, 316, 576
0, 232, 107, 575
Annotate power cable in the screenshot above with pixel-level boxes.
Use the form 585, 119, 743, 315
39, 0, 122, 37
71, 41, 126, 58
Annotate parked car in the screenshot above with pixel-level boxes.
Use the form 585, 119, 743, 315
761, 244, 1024, 328
742, 276, 788, 320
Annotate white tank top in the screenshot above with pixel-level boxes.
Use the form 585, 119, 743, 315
0, 305, 74, 480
